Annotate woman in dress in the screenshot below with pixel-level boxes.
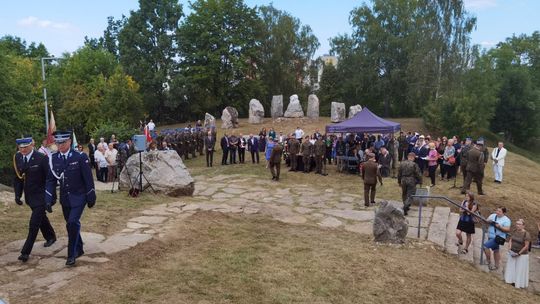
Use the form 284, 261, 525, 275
426, 142, 439, 187
441, 138, 455, 181
504, 219, 531, 288
265, 137, 275, 168
268, 127, 276, 141
455, 191, 477, 254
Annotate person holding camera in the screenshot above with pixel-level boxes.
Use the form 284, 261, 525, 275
484, 207, 511, 271
504, 219, 531, 288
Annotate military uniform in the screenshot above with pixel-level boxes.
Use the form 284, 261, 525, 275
397, 134, 408, 161
300, 140, 312, 173
269, 144, 284, 180
459, 143, 472, 188
463, 145, 485, 195
398, 159, 422, 215
313, 138, 326, 174
13, 137, 56, 261
288, 138, 300, 171
46, 132, 96, 266
362, 159, 382, 206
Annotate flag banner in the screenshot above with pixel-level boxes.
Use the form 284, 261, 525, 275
46, 111, 56, 145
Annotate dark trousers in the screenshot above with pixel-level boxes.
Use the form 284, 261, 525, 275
315, 155, 323, 173
21, 205, 56, 255
98, 167, 108, 182
303, 155, 310, 172
441, 164, 455, 179
464, 171, 483, 194
250, 151, 259, 163
206, 150, 213, 167
290, 154, 298, 171
238, 148, 245, 163
428, 165, 437, 185
461, 165, 467, 187
398, 148, 407, 162
364, 183, 377, 205
402, 182, 416, 210
270, 162, 281, 179
229, 148, 237, 164
61, 203, 85, 259
221, 148, 229, 165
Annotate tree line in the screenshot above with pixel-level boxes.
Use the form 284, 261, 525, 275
1, 0, 539, 183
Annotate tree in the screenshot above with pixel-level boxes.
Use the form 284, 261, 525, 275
331, 0, 476, 117
118, 0, 183, 121
0, 35, 49, 58
317, 63, 341, 116
257, 5, 320, 105
176, 0, 263, 118
0, 53, 43, 182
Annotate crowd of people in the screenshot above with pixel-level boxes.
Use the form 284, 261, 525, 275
11, 120, 540, 288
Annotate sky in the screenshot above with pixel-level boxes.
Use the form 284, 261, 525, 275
1, 0, 539, 57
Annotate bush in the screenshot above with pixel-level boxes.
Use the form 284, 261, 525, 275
90, 121, 138, 143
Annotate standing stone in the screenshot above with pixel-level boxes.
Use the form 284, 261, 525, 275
331, 102, 346, 122
221, 106, 239, 129
204, 113, 216, 128
248, 99, 265, 124
119, 150, 195, 196
348, 104, 362, 118
373, 200, 408, 244
307, 94, 319, 119
284, 94, 304, 118
271, 95, 283, 118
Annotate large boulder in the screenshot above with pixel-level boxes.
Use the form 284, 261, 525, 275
204, 112, 216, 128
284, 94, 304, 118
271, 95, 283, 118
221, 106, 239, 129
373, 201, 408, 244
331, 102, 346, 122
248, 99, 265, 124
119, 150, 194, 197
348, 104, 362, 118
307, 94, 319, 119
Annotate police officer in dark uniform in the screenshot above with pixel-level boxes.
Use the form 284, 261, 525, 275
13, 135, 56, 262
46, 131, 96, 266
398, 152, 423, 215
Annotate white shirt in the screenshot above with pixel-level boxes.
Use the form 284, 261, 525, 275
94, 150, 108, 168
148, 121, 156, 131
104, 148, 118, 166
23, 150, 34, 163
294, 129, 304, 139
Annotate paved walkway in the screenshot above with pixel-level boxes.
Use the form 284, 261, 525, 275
0, 174, 539, 301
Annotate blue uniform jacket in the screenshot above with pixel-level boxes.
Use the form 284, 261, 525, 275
45, 149, 96, 208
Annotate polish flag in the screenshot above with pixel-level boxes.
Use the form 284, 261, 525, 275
144, 124, 152, 143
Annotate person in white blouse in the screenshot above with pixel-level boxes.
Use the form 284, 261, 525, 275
491, 141, 507, 183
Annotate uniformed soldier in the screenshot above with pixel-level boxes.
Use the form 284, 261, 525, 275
300, 136, 312, 173
362, 153, 383, 207
313, 137, 326, 174
197, 130, 205, 156
46, 131, 96, 266
397, 131, 408, 161
459, 137, 472, 189
462, 139, 485, 195
269, 143, 284, 181
13, 135, 57, 262
398, 152, 423, 215
288, 136, 300, 171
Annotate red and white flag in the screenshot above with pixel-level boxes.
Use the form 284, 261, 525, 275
46, 111, 56, 145
144, 124, 152, 143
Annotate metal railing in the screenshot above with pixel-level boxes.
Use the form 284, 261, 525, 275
411, 193, 490, 265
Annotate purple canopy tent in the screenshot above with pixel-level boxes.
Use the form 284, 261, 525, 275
325, 107, 400, 134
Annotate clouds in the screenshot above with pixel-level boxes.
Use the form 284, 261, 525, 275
17, 16, 76, 31
464, 0, 498, 10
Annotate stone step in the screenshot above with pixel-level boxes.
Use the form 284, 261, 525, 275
472, 227, 485, 266
427, 206, 450, 248
443, 213, 460, 255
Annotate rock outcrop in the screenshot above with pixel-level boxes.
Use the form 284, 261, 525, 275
348, 104, 362, 118
331, 102, 346, 122
204, 113, 215, 128
284, 94, 304, 118
307, 94, 319, 119
271, 95, 283, 119
373, 201, 408, 244
221, 106, 239, 129
248, 99, 264, 124
119, 150, 195, 197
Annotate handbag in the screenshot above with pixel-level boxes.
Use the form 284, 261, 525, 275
493, 222, 506, 245
448, 156, 456, 165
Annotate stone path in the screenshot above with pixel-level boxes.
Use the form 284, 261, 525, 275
1, 173, 539, 301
